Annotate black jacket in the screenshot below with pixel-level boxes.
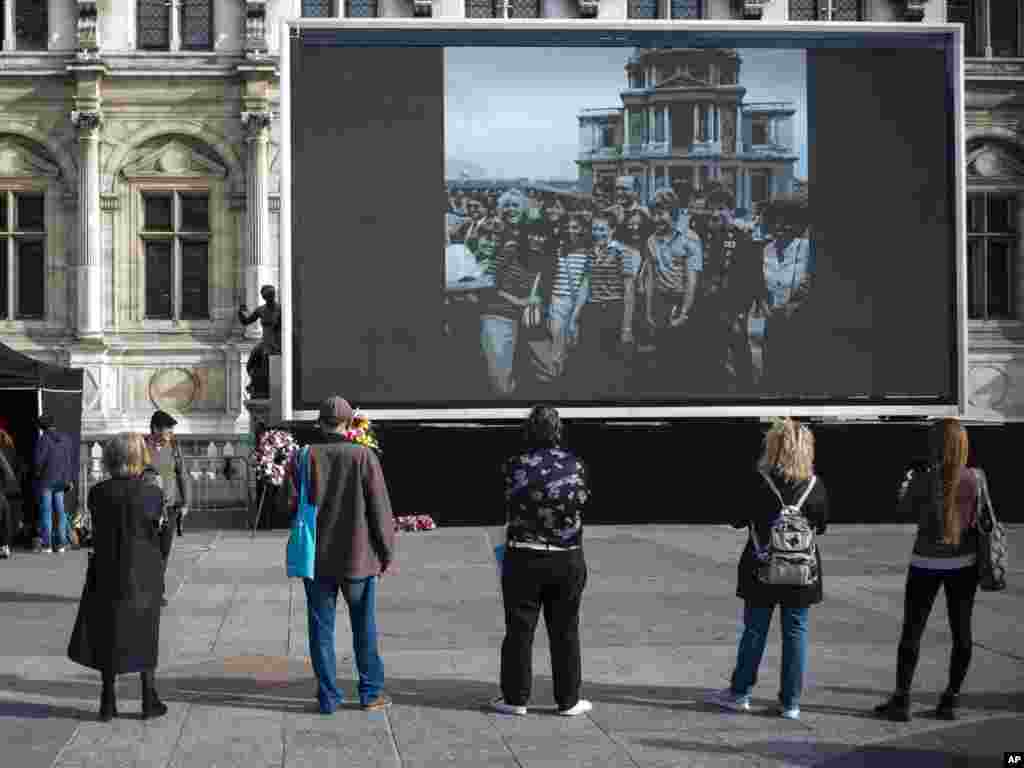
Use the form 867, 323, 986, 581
731, 471, 829, 608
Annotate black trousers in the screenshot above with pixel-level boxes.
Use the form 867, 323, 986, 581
500, 547, 587, 710
896, 563, 980, 695
158, 508, 181, 595
0, 495, 13, 547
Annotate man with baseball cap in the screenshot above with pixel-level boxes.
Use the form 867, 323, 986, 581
144, 410, 189, 607
286, 395, 396, 714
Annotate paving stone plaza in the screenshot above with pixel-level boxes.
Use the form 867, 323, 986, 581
1, 524, 1021, 768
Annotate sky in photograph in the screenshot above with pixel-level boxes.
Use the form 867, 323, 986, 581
445, 47, 807, 182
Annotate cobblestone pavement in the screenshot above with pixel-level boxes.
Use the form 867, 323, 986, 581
0, 525, 1021, 767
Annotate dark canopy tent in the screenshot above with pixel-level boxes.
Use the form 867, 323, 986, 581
0, 342, 84, 544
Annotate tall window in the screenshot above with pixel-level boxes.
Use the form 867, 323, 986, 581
0, 1, 49, 50
949, 1, 1023, 58
137, 0, 212, 52
142, 192, 210, 321
967, 193, 1016, 319
302, 0, 334, 14
0, 191, 45, 320
750, 172, 769, 207
789, 0, 862, 20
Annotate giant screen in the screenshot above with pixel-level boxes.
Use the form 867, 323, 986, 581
285, 23, 963, 418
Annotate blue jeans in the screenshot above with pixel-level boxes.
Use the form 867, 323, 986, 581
730, 602, 809, 709
303, 576, 384, 711
38, 486, 68, 549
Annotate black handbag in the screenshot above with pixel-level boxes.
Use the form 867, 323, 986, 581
975, 469, 1007, 592
67, 553, 102, 670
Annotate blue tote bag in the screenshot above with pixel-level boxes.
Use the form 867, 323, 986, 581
286, 446, 317, 579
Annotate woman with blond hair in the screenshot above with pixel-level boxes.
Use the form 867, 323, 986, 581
708, 417, 828, 720
875, 418, 991, 722
68, 432, 168, 721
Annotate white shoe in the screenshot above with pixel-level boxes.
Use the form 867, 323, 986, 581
558, 699, 593, 716
54, 545, 69, 554
706, 688, 751, 712
779, 705, 800, 720
0, 546, 10, 558
489, 698, 527, 716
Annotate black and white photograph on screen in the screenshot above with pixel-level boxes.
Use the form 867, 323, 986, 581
444, 46, 810, 400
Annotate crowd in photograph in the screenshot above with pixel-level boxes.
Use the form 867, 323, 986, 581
444, 175, 814, 398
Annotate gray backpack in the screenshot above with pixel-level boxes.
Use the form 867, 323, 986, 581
750, 472, 819, 586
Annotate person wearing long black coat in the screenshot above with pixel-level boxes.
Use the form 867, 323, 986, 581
68, 433, 169, 721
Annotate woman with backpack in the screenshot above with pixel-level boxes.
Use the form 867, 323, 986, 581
874, 418, 991, 722
708, 417, 828, 720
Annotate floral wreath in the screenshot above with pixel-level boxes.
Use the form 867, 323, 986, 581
251, 429, 299, 487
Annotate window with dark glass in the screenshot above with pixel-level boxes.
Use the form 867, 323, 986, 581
145, 241, 173, 320
790, 0, 862, 20
990, 0, 1021, 57
628, 0, 658, 18
347, 0, 379, 16
947, 1, 981, 57
137, 0, 171, 50
16, 240, 44, 319
0, 191, 46, 321
670, 0, 700, 19
302, 0, 334, 14
752, 121, 768, 146
14, 1, 48, 50
967, 192, 1017, 319
180, 0, 213, 51
142, 191, 211, 321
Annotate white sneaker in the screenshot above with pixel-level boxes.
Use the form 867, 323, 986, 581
706, 689, 752, 712
0, 546, 10, 558
558, 699, 593, 717
489, 698, 527, 716
780, 705, 800, 720
54, 545, 69, 554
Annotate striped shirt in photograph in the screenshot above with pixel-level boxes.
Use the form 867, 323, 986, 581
647, 228, 703, 296
587, 243, 637, 304
552, 249, 590, 300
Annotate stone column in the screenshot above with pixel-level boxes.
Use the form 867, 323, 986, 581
623, 108, 630, 148
71, 109, 103, 340
664, 105, 671, 151
693, 104, 700, 141
736, 104, 743, 154
241, 110, 274, 340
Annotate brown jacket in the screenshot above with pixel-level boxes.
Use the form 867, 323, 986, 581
289, 433, 395, 580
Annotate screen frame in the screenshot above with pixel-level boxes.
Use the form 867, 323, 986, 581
279, 18, 966, 423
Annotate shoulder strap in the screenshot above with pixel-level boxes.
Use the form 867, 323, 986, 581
760, 471, 785, 506
298, 446, 311, 506
793, 476, 818, 512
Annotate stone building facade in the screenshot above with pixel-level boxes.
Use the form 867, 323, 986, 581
2, 1, 1022, 436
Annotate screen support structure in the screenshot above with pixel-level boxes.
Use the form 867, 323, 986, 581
277, 19, 967, 424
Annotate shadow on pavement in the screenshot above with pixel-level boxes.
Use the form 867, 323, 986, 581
0, 592, 81, 604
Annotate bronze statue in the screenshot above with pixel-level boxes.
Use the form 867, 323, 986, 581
238, 285, 282, 398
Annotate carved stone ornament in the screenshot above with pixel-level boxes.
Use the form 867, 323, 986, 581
70, 110, 103, 134
121, 138, 229, 179
241, 111, 274, 136
966, 143, 1024, 180
0, 138, 62, 179
578, 0, 599, 17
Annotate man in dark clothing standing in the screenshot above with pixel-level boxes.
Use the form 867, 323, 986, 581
33, 413, 75, 553
286, 395, 396, 714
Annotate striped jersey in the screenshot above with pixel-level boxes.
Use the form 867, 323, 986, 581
552, 248, 590, 300
587, 242, 637, 304
647, 228, 703, 296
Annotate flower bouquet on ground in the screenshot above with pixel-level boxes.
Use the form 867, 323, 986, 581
395, 514, 437, 533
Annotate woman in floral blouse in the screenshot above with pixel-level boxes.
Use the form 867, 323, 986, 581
490, 405, 592, 718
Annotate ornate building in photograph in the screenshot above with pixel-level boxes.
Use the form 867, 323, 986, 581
1, 0, 1023, 442
577, 47, 798, 214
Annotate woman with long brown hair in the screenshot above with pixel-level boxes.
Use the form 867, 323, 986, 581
875, 418, 992, 722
